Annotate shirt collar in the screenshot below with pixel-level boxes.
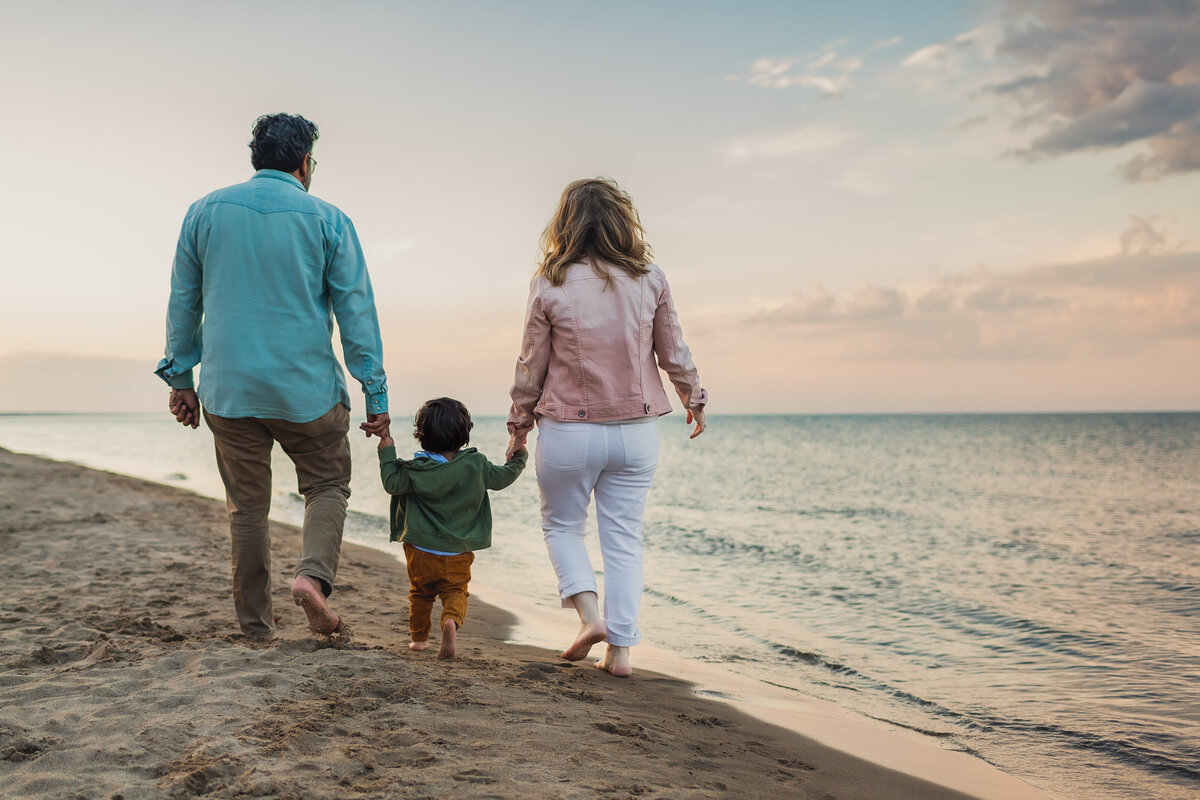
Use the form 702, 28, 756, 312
414, 450, 450, 463
251, 169, 305, 190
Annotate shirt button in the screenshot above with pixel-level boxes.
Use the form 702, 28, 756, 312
577, 410, 587, 418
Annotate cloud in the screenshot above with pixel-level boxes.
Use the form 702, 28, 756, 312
757, 284, 836, 324
898, 27, 1000, 94
950, 114, 990, 131
901, 31, 980, 73
991, 0, 1200, 179
1120, 216, 1168, 256
745, 248, 1200, 360
1021, 81, 1200, 155
734, 39, 866, 98
720, 124, 852, 164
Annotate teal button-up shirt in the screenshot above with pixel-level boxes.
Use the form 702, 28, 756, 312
156, 170, 388, 422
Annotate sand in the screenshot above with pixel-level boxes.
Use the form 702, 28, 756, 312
1, 447, 998, 800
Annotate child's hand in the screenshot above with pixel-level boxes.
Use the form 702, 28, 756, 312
506, 430, 528, 459
377, 432, 394, 450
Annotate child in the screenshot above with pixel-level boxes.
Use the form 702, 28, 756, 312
378, 397, 527, 658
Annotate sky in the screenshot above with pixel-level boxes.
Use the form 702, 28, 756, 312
1, 0, 1198, 414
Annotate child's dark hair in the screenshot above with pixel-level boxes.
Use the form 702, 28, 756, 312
413, 397, 473, 453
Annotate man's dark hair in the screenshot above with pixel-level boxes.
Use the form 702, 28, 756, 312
249, 113, 319, 172
414, 398, 473, 453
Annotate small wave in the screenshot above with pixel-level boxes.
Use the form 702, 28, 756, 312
862, 714, 960, 741
969, 715, 1200, 782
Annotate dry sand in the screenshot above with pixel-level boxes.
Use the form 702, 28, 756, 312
1, 447, 990, 799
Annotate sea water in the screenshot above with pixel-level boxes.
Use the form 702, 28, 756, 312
1, 412, 1197, 800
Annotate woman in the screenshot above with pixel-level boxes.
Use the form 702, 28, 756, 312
506, 178, 707, 677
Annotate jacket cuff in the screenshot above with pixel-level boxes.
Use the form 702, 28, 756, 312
378, 445, 397, 464
685, 387, 708, 410
507, 412, 535, 436
508, 449, 529, 467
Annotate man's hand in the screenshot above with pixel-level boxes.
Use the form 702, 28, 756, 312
169, 388, 200, 429
686, 408, 706, 439
360, 411, 391, 438
505, 430, 529, 460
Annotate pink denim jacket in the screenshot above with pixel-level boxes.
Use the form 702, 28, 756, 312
507, 261, 707, 435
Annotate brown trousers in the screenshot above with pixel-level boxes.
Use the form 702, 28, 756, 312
205, 404, 351, 637
402, 543, 473, 642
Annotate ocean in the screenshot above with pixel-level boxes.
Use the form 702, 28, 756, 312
1, 412, 1197, 800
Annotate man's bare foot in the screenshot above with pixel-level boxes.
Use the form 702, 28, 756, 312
561, 621, 607, 661
290, 575, 341, 634
596, 644, 632, 677
409, 640, 429, 651
438, 619, 457, 659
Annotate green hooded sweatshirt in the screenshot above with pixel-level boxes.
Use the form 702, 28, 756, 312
378, 446, 527, 553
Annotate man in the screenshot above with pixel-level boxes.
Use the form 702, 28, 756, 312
156, 113, 390, 638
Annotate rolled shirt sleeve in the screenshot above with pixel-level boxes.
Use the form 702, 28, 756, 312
326, 220, 389, 415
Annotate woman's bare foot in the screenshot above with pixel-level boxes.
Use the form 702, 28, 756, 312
409, 640, 429, 651
561, 591, 606, 661
596, 644, 632, 677
438, 619, 457, 659
290, 575, 341, 634
561, 621, 607, 661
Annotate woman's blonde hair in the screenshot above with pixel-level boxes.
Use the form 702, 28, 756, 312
538, 178, 652, 287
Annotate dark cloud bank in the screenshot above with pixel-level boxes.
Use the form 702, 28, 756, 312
993, 0, 1200, 180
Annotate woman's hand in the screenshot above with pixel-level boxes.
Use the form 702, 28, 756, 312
687, 408, 706, 439
506, 430, 529, 460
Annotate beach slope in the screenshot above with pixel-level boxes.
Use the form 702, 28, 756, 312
1, 448, 980, 799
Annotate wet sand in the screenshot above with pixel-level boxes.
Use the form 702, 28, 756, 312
1, 448, 1013, 799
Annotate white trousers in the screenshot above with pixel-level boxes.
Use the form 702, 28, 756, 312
536, 417, 659, 647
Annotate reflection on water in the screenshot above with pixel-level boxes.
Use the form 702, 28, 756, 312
2, 412, 1198, 800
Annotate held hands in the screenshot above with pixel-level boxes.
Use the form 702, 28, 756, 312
360, 411, 391, 439
377, 430, 395, 450
505, 430, 529, 460
169, 388, 200, 429
687, 407, 706, 439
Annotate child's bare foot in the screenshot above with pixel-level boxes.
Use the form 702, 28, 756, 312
290, 575, 341, 634
438, 619, 457, 659
409, 640, 429, 651
561, 621, 607, 661
596, 644, 632, 677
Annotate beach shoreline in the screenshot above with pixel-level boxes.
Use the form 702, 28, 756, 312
0, 448, 1046, 799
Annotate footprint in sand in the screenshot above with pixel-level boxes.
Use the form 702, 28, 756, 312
453, 768, 497, 784
592, 722, 652, 740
